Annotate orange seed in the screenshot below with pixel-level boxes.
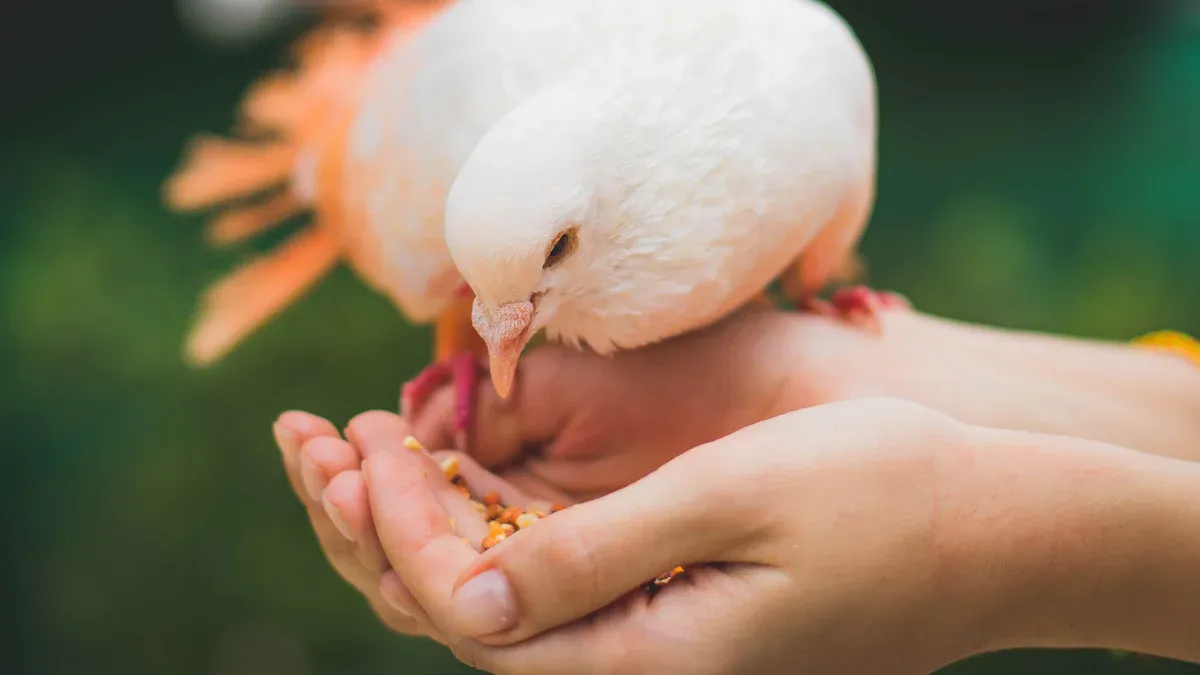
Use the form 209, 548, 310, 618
439, 456, 460, 480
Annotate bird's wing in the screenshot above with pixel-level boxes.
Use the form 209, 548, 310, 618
336, 0, 603, 321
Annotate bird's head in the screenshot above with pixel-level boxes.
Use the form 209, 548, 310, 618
443, 98, 609, 399
444, 78, 736, 398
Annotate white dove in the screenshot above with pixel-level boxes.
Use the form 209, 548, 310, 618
164, 0, 902, 449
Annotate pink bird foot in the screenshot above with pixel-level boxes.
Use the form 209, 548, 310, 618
400, 350, 480, 451
831, 286, 910, 315
798, 285, 910, 334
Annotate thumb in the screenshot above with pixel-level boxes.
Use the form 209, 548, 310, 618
446, 445, 764, 644
412, 344, 586, 468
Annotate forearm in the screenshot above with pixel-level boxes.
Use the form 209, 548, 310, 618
950, 428, 1200, 663
882, 313, 1200, 461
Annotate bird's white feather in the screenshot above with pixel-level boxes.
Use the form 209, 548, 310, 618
342, 0, 875, 350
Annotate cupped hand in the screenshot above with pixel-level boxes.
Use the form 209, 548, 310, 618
353, 398, 1005, 675
274, 409, 557, 649
271, 305, 909, 651
407, 305, 903, 503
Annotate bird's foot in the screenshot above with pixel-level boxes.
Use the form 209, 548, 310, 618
831, 285, 910, 314
401, 350, 480, 451
799, 285, 910, 334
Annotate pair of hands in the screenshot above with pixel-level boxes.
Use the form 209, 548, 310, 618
271, 306, 1200, 673
274, 307, 991, 673
279, 397, 983, 675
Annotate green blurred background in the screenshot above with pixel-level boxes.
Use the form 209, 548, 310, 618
2, 1, 1197, 673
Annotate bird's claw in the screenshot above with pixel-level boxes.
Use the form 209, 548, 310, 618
799, 285, 910, 334
400, 351, 480, 451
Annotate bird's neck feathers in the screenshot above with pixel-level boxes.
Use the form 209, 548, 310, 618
484, 76, 753, 355
475, 60, 868, 355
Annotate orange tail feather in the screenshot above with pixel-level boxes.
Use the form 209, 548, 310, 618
186, 226, 341, 367
236, 71, 307, 134
166, 0, 451, 366
165, 135, 298, 211
207, 191, 304, 246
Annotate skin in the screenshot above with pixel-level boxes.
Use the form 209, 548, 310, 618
281, 401, 1200, 675
274, 307, 1200, 671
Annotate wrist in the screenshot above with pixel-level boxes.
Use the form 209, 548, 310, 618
944, 428, 1200, 661
838, 313, 1039, 430
875, 313, 1200, 458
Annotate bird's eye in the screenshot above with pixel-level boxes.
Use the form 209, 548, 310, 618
543, 228, 577, 269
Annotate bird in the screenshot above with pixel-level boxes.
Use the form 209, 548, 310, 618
163, 0, 903, 451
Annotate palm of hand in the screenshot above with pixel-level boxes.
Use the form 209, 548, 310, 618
365, 399, 959, 675
272, 307, 901, 659
407, 306, 880, 503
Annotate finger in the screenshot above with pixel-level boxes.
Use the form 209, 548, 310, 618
274, 411, 341, 501
449, 447, 765, 644
367, 594, 424, 636
304, 487, 381, 594
350, 411, 483, 635
287, 434, 381, 594
450, 619, 619, 675
377, 569, 422, 619
323, 470, 387, 573
410, 385, 457, 452
299, 436, 361, 503
519, 450, 664, 501
275, 409, 430, 645
346, 428, 497, 548
374, 448, 545, 642
322, 467, 448, 641
431, 450, 560, 514
427, 452, 501, 548
467, 565, 764, 675
472, 346, 582, 466
321, 468, 452, 643
369, 580, 455, 643
411, 346, 583, 469
377, 570, 448, 643
494, 466, 574, 506
411, 379, 523, 469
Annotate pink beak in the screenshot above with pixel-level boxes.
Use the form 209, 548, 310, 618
471, 297, 534, 399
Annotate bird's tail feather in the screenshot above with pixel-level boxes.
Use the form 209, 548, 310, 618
186, 227, 342, 367
164, 1, 449, 366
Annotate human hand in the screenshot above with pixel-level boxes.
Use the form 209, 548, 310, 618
357, 397, 1200, 674
274, 410, 459, 641
273, 409, 559, 647
344, 398, 996, 674
270, 304, 906, 647
412, 306, 1200, 486
291, 303, 982, 652
406, 304, 908, 503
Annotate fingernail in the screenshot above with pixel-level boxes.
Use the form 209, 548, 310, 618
379, 573, 413, 617
383, 594, 412, 617
451, 569, 517, 637
400, 383, 414, 421
343, 425, 372, 457
300, 454, 325, 502
273, 422, 298, 455
322, 492, 355, 541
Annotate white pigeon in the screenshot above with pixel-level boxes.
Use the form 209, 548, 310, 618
164, 0, 893, 449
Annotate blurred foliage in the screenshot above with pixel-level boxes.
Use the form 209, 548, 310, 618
1, 1, 1197, 674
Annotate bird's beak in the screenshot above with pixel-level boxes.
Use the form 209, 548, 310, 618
471, 297, 535, 399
